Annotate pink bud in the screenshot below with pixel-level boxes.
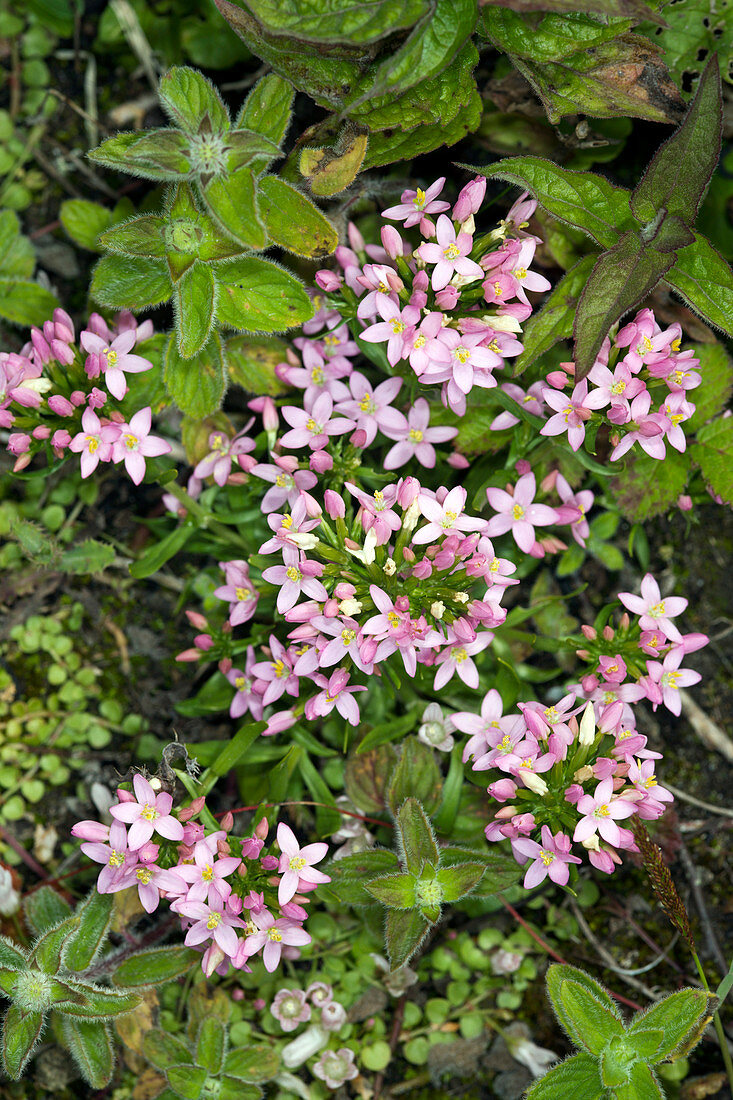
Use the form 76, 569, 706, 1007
315, 269, 343, 292
435, 285, 459, 310
301, 491, 322, 518
52, 429, 72, 452
619, 613, 630, 630
453, 177, 486, 222
397, 476, 420, 508
545, 371, 568, 389
255, 816, 268, 840
220, 812, 234, 834
235, 456, 256, 475
322, 598, 339, 618
88, 388, 106, 408
581, 624, 597, 640
232, 988, 245, 1002
677, 494, 692, 511
185, 610, 208, 631
581, 673, 599, 693
51, 339, 74, 365
347, 222, 365, 252
253, 997, 266, 1011
310, 449, 333, 473
193, 633, 213, 651
324, 489, 345, 519
260, 854, 278, 871
32, 425, 51, 440
402, 547, 415, 562
48, 394, 75, 416
218, 657, 233, 675
8, 432, 31, 455
541, 470, 559, 493
350, 428, 368, 449
487, 778, 517, 802
602, 625, 615, 641
71, 820, 110, 842
386, 270, 404, 294
381, 225, 404, 258
447, 451, 470, 469
175, 649, 201, 662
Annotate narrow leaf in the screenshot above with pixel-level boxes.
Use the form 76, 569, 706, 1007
30, 918, 80, 974
556, 979, 625, 1054
385, 907, 430, 969
57, 982, 141, 1020
196, 1016, 227, 1075
631, 56, 722, 225
23, 888, 72, 938
129, 521, 194, 579
110, 946, 199, 989
396, 798, 439, 876
62, 1018, 114, 1088
573, 230, 675, 381
1, 1005, 44, 1078
175, 263, 217, 359
63, 891, 113, 972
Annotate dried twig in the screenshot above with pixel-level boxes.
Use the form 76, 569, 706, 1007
680, 689, 733, 762
665, 782, 733, 819
678, 842, 728, 976
569, 901, 662, 1001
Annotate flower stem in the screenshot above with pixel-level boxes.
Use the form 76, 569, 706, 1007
692, 951, 733, 1091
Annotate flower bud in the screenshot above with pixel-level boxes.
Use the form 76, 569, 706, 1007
435, 285, 459, 310
310, 449, 333, 473
324, 489, 345, 519
453, 177, 486, 222
381, 225, 404, 258
447, 452, 470, 469
578, 701, 596, 746
315, 269, 343, 292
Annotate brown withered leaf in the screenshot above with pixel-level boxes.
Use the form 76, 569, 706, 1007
515, 35, 685, 124
132, 1068, 168, 1100
116, 989, 159, 1072
300, 123, 368, 197
680, 1073, 728, 1099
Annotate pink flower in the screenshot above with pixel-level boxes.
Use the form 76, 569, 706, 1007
250, 457, 318, 513
627, 758, 673, 815
345, 481, 402, 544
382, 398, 456, 469
361, 587, 442, 677
609, 392, 669, 462
334, 372, 406, 445
262, 546, 327, 614
226, 653, 264, 721
573, 778, 636, 846
194, 424, 255, 486
214, 560, 259, 626
382, 177, 450, 227
512, 826, 581, 888
276, 823, 330, 906
433, 634, 493, 690
553, 474, 593, 547
272, 988, 311, 1032
109, 773, 184, 849
111, 407, 171, 485
485, 473, 557, 553
618, 573, 687, 642
121, 859, 186, 913
80, 328, 152, 399
313, 1048, 359, 1088
175, 840, 242, 906
417, 215, 484, 291
243, 913, 311, 972
177, 898, 244, 958
413, 486, 485, 544
644, 650, 701, 715
252, 636, 299, 706
304, 668, 366, 726
280, 391, 355, 451
79, 819, 132, 892
540, 380, 608, 451
360, 297, 420, 366
69, 408, 119, 477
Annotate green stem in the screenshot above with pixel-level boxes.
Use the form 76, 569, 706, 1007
174, 768, 220, 834
692, 951, 733, 1091
161, 480, 251, 554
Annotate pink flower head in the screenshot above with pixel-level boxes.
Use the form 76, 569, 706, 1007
272, 988, 311, 1031
69, 407, 119, 478
417, 215, 484, 291
226, 653, 265, 721
80, 328, 152, 400
251, 457, 318, 513
360, 297, 420, 366
512, 826, 581, 889
121, 859, 186, 914
304, 667, 366, 725
540, 379, 608, 451
175, 840, 242, 906
644, 649, 701, 715
243, 913, 311, 972
618, 573, 687, 642
80, 819, 132, 893
109, 773, 184, 849
276, 823, 330, 906
573, 778, 637, 847
382, 397, 456, 470
111, 407, 171, 485
382, 177, 450, 227
214, 560, 259, 626
280, 391, 355, 451
334, 371, 406, 445
262, 545, 327, 614
485, 473, 557, 554
177, 898, 244, 959
413, 485, 485, 544
194, 423, 256, 486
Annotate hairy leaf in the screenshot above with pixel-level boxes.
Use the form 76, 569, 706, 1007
235, 72, 293, 150
300, 127, 368, 197
665, 234, 733, 336
0, 279, 60, 327
164, 331, 227, 418
362, 91, 482, 168
324, 849, 400, 907
556, 979, 625, 1054
631, 55, 722, 224
525, 1052, 605, 1100
63, 892, 113, 972
1, 1005, 44, 1079
159, 66, 230, 134
56, 982, 141, 1020
344, 745, 397, 814
688, 343, 733, 428
436, 862, 486, 902
365, 873, 417, 909
614, 1061, 665, 1100
388, 738, 442, 815
23, 888, 72, 938
201, 167, 266, 250
396, 798, 440, 876
0, 938, 28, 971
385, 907, 430, 968
225, 1043, 280, 1081
110, 947, 199, 989
60, 199, 116, 252
215, 256, 312, 333
612, 450, 690, 521
573, 230, 675, 381
30, 918, 80, 974
257, 176, 337, 257
143, 1028, 194, 1071
238, 0, 429, 45
439, 846, 522, 895
480, 0, 661, 17
175, 263, 217, 359
225, 334, 290, 395
167, 1064, 207, 1099
196, 1016, 227, 1075
62, 1018, 114, 1089
90, 255, 172, 311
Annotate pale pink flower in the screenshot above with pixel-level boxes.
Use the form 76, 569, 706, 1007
512, 826, 581, 888
417, 215, 484, 290
334, 372, 406, 445
243, 914, 311, 972
280, 391, 355, 451
226, 652, 264, 721
69, 407, 119, 477
214, 560, 259, 625
272, 988, 311, 1032
572, 778, 636, 846
433, 635, 493, 690
175, 840, 242, 906
111, 407, 171, 485
413, 485, 485, 544
312, 1048, 359, 1089
109, 774, 184, 849
177, 898, 244, 958
382, 397, 456, 469
276, 823, 330, 906
485, 473, 557, 553
540, 380, 608, 451
262, 546, 327, 614
251, 457, 318, 513
80, 328, 152, 399
609, 392, 669, 462
252, 636, 299, 706
382, 177, 450, 227
618, 573, 687, 642
644, 650, 701, 715
360, 297, 419, 366
120, 859, 186, 913
304, 668, 366, 726
79, 819, 132, 892
194, 423, 255, 486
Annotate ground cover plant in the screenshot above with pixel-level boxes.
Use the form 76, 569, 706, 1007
1, 1, 732, 1098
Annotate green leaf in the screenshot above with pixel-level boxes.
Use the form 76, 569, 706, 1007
344, 744, 397, 814
1, 1005, 44, 1078
215, 256, 312, 333
666, 233, 733, 336
0, 937, 28, 970
143, 1028, 194, 1071
436, 862, 486, 902
201, 168, 266, 249
514, 254, 597, 375
0, 213, 34, 279
258, 176, 337, 258
196, 1016, 227, 1075
546, 966, 623, 1053
30, 918, 80, 974
573, 231, 675, 381
159, 67, 230, 134
164, 331, 227, 418
625, 1028, 664, 1061
615, 1061, 665, 1100
356, 711, 418, 754
129, 521, 194, 579
23, 887, 72, 937
235, 73, 293, 151
175, 670, 233, 717
62, 1018, 114, 1088
514, 35, 684, 125
56, 982, 141, 1020
637, 0, 733, 98
525, 1052, 605, 1100
396, 798, 439, 876
362, 91, 482, 169
63, 892, 113, 972
432, 744, 465, 835
110, 946, 199, 989
224, 1043, 280, 1081
167, 1064, 208, 1099
219, 1080, 263, 1100
60, 199, 115, 252
0, 279, 60, 327
715, 957, 733, 1006
237, 0, 429, 45
387, 738, 442, 816
59, 539, 116, 575
365, 873, 417, 909
687, 343, 733, 428
299, 126, 368, 197
90, 254, 173, 311
631, 56, 722, 225
480, 0, 661, 17
628, 988, 715, 1060
689, 416, 733, 504
385, 907, 430, 968
224, 334, 290, 395
199, 721, 267, 796
611, 450, 690, 522
99, 215, 167, 260
298, 751, 342, 836
481, 8, 632, 63
460, 155, 633, 248
90, 131, 189, 181
439, 847, 522, 896
175, 263, 217, 359
0, 969, 18, 996
324, 849, 400, 907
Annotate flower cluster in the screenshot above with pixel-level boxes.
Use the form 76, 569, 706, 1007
72, 775, 330, 977
540, 308, 701, 459
270, 980, 358, 1090
1, 308, 170, 483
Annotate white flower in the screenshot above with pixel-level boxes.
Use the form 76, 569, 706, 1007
0, 867, 20, 916
418, 703, 455, 752
281, 1024, 328, 1069
505, 1022, 558, 1077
